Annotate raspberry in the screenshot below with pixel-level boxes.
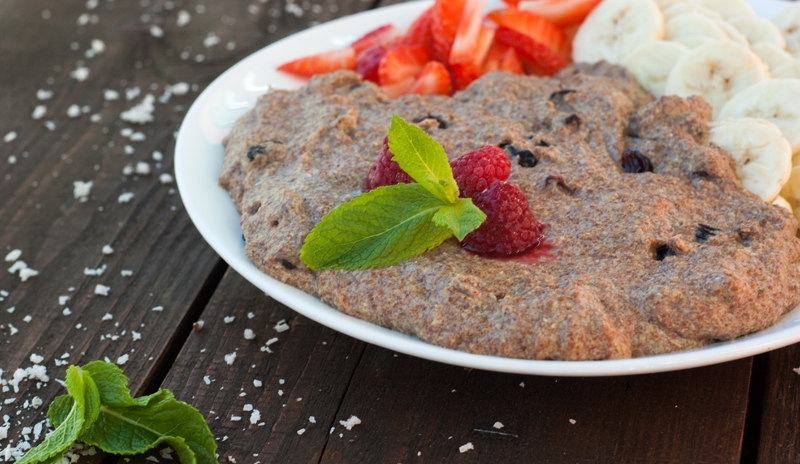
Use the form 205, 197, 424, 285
461, 181, 545, 255
451, 146, 511, 198
366, 137, 414, 190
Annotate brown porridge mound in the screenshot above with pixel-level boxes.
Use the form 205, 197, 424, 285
219, 63, 800, 360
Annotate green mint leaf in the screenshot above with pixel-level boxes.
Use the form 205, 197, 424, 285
79, 389, 215, 464
81, 360, 149, 406
300, 183, 454, 270
432, 198, 486, 241
19, 366, 99, 464
388, 114, 459, 204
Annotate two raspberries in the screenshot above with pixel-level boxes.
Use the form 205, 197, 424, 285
365, 139, 545, 255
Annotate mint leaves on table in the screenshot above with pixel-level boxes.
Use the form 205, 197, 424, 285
19, 361, 217, 464
300, 115, 486, 270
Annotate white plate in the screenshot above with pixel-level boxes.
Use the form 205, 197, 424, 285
176, 0, 798, 376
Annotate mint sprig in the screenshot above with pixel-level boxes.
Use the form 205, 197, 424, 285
19, 361, 217, 464
300, 115, 486, 270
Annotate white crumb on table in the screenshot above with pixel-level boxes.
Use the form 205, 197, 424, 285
224, 316, 235, 323
118, 192, 135, 203
102, 245, 114, 255
4, 132, 17, 143
339, 415, 361, 430
273, 320, 290, 332
19, 268, 39, 282
70, 66, 90, 81
120, 94, 155, 124
5, 249, 22, 262
152, 306, 164, 312
493, 422, 504, 429
459, 442, 474, 453
250, 409, 261, 425
244, 329, 255, 340
224, 352, 236, 365
94, 284, 110, 296
116, 354, 129, 365
73, 180, 93, 202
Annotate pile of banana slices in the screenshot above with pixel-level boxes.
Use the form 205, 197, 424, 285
573, 0, 800, 221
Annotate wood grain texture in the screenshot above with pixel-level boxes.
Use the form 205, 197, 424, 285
757, 345, 800, 464
319, 347, 752, 464
141, 270, 367, 464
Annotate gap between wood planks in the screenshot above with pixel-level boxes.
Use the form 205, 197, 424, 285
740, 353, 769, 464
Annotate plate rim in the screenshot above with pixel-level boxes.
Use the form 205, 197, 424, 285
175, 0, 800, 377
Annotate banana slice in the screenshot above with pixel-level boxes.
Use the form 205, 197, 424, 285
652, 0, 685, 10
719, 79, 800, 153
772, 60, 800, 79
710, 118, 792, 202
573, 0, 664, 65
781, 165, 800, 203
665, 13, 729, 49
621, 40, 687, 98
665, 42, 769, 118
771, 4, 800, 49
772, 195, 793, 213
728, 16, 786, 48
750, 43, 794, 72
696, 0, 754, 21
662, 2, 721, 21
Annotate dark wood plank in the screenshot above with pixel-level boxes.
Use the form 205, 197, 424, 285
319, 347, 752, 464
138, 270, 367, 464
756, 346, 800, 463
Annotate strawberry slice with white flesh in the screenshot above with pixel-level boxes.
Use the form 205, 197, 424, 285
488, 8, 571, 58
408, 61, 453, 95
471, 26, 496, 67
381, 76, 416, 98
449, 0, 487, 64
499, 47, 524, 74
494, 26, 569, 76
277, 48, 357, 78
517, 0, 603, 27
378, 45, 433, 86
352, 24, 400, 54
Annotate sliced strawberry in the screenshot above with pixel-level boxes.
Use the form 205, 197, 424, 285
488, 8, 571, 58
381, 76, 416, 99
398, 8, 435, 49
431, 0, 467, 63
499, 47, 524, 74
449, 0, 487, 64
408, 61, 452, 95
501, 0, 520, 6
355, 45, 389, 83
277, 48, 357, 78
481, 41, 508, 73
517, 0, 602, 27
471, 26, 496, 67
450, 62, 482, 92
378, 45, 433, 86
352, 24, 400, 55
494, 26, 569, 76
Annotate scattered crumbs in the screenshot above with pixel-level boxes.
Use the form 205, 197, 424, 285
296, 428, 306, 436
247, 312, 255, 319
30, 353, 44, 364
71, 66, 90, 82
224, 316, 235, 323
493, 422, 504, 429
73, 180, 93, 202
62, 308, 72, 316
102, 245, 114, 255
569, 419, 577, 425
37, 89, 53, 100
193, 320, 205, 330
330, 427, 335, 435
8, 155, 17, 164
4, 249, 22, 262
794, 367, 800, 375
260, 337, 278, 353
296, 397, 302, 402
417, 452, 421, 457
118, 192, 135, 203
104, 89, 119, 101
90, 38, 105, 54
203, 376, 211, 385
67, 104, 81, 118
459, 442, 474, 454
19, 268, 39, 282
239, 391, 246, 397
45, 120, 56, 131
124, 145, 135, 155
94, 284, 110, 296
230, 415, 242, 422
32, 105, 47, 120
277, 389, 283, 396
519, 382, 525, 388
273, 320, 290, 332
121, 270, 133, 277
102, 313, 113, 321
120, 94, 155, 124
171, 82, 189, 96
152, 306, 164, 312
9, 324, 18, 335
59, 295, 69, 305
203, 32, 220, 48
279, 378, 285, 384
224, 352, 236, 365
135, 162, 151, 175
132, 331, 141, 341
309, 416, 316, 424
250, 409, 261, 425
22, 315, 32, 322
8, 260, 27, 274
339, 415, 361, 430
4, 131, 17, 143
244, 329, 255, 340
177, 10, 191, 27
152, 150, 164, 161
116, 354, 129, 365
84, 264, 107, 276
150, 24, 164, 38
253, 379, 262, 387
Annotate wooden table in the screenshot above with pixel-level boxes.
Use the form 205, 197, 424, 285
1, 0, 799, 462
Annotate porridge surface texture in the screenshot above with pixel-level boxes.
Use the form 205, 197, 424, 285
219, 63, 800, 360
